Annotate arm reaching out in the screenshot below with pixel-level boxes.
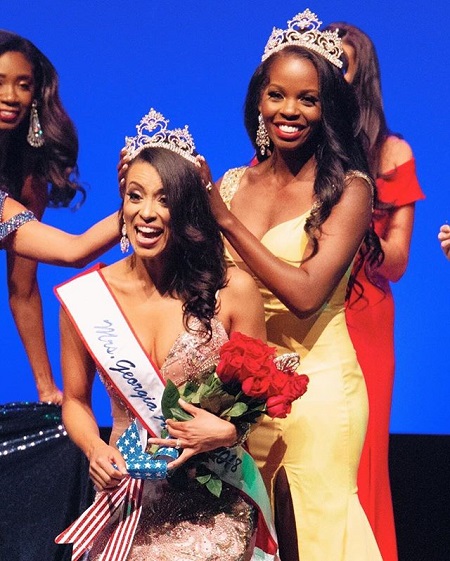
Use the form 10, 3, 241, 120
2, 195, 120, 267
197, 158, 372, 318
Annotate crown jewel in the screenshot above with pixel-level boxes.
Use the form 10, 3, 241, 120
261, 9, 343, 69
125, 108, 198, 164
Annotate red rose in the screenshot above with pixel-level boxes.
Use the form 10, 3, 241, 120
265, 395, 292, 418
269, 369, 291, 396
281, 374, 309, 401
242, 374, 272, 398
218, 333, 277, 387
242, 337, 276, 362
220, 333, 276, 363
239, 357, 271, 381
216, 353, 245, 384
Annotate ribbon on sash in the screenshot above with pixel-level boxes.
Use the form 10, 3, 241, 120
54, 266, 278, 561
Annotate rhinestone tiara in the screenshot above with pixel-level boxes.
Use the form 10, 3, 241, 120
261, 9, 343, 69
125, 108, 198, 164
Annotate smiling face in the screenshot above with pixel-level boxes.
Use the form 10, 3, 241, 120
0, 51, 35, 132
123, 159, 171, 262
259, 54, 322, 154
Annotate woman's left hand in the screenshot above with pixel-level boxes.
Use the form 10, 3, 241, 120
147, 399, 237, 470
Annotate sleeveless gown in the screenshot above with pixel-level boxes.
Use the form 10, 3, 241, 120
89, 315, 258, 561
220, 167, 382, 561
346, 158, 425, 561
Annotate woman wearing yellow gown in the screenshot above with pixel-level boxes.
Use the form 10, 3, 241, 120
199, 10, 384, 561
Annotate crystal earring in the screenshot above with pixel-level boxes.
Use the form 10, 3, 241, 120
27, 100, 45, 148
120, 222, 130, 253
255, 113, 270, 156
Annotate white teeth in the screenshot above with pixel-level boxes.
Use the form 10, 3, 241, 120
278, 124, 300, 133
137, 226, 160, 234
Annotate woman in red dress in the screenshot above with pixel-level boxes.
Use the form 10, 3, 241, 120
326, 22, 425, 561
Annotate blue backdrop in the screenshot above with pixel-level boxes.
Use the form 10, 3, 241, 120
1, 0, 449, 433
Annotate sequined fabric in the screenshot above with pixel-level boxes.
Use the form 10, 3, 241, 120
96, 317, 257, 560
89, 480, 256, 561
0, 189, 37, 244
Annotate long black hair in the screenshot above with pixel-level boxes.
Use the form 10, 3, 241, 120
124, 147, 227, 338
326, 22, 390, 179
244, 45, 383, 279
0, 30, 83, 207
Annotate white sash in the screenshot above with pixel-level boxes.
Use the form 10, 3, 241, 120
55, 266, 166, 440
55, 266, 278, 560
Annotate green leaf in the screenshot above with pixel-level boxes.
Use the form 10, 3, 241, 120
223, 401, 248, 418
182, 381, 200, 398
196, 474, 211, 484
170, 407, 193, 421
161, 380, 180, 420
206, 476, 223, 497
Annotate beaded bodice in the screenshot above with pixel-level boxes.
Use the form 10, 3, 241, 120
93, 314, 258, 561
0, 189, 36, 244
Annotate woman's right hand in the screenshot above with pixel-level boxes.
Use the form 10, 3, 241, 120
196, 155, 230, 225
88, 441, 128, 491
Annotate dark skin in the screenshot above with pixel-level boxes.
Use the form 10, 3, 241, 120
193, 55, 372, 561
193, 56, 372, 320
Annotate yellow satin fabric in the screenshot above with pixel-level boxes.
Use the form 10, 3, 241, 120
221, 167, 382, 561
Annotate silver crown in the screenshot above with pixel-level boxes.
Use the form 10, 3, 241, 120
125, 108, 198, 164
261, 9, 343, 69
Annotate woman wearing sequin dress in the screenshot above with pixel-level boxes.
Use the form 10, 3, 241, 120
0, 30, 84, 404
57, 110, 278, 561
324, 22, 425, 561
198, 10, 383, 561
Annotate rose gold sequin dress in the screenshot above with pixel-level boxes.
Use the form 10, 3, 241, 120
89, 318, 257, 561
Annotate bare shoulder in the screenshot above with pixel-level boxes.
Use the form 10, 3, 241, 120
2, 196, 27, 220
219, 266, 265, 338
381, 136, 414, 170
225, 266, 259, 296
220, 267, 262, 312
343, 173, 373, 208
98, 258, 128, 285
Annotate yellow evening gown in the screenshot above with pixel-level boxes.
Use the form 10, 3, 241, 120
220, 167, 382, 561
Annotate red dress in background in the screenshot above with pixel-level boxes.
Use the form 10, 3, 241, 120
346, 158, 425, 561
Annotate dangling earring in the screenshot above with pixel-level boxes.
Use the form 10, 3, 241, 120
27, 100, 45, 148
255, 113, 270, 156
120, 222, 130, 253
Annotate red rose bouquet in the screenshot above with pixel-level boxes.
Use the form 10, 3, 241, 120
161, 332, 309, 496
162, 331, 309, 430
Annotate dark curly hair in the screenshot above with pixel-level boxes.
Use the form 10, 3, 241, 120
122, 147, 227, 338
0, 30, 83, 207
244, 45, 383, 286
